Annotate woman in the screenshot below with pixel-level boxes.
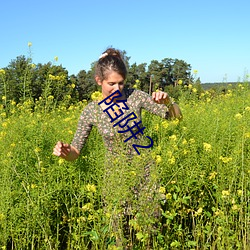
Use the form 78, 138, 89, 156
53, 48, 182, 159
53, 48, 182, 246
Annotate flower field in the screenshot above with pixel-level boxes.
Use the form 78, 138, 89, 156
0, 83, 249, 249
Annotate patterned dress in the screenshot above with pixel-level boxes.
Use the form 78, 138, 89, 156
71, 88, 170, 155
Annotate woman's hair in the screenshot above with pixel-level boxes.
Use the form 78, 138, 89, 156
95, 48, 127, 81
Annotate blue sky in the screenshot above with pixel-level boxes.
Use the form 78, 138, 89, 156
1, 0, 249, 83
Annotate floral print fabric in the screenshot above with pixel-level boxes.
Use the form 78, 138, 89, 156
71, 88, 169, 155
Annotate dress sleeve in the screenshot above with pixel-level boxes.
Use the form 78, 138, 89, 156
71, 103, 94, 152
136, 90, 170, 119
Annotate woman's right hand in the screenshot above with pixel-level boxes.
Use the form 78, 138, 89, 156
53, 141, 80, 161
53, 141, 71, 158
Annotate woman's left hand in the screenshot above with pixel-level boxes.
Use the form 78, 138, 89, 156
152, 91, 171, 104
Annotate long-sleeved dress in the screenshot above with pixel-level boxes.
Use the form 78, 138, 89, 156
71, 88, 169, 156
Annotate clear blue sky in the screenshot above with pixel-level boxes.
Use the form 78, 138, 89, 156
1, 0, 250, 83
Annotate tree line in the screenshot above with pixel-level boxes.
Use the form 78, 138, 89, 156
0, 51, 200, 106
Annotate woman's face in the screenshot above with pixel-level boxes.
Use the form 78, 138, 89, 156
96, 71, 125, 101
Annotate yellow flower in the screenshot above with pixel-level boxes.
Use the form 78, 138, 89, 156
193, 69, 198, 74
162, 120, 168, 128
234, 113, 242, 120
28, 42, 32, 47
208, 171, 217, 180
34, 147, 41, 153
0, 69, 6, 75
237, 189, 243, 196
195, 207, 203, 216
155, 155, 162, 164
81, 203, 93, 212
0, 213, 5, 221
133, 84, 138, 89
192, 88, 197, 93
154, 124, 159, 131
245, 106, 250, 112
54, 56, 58, 62
203, 142, 212, 152
222, 190, 230, 197
165, 193, 172, 199
232, 204, 239, 211
58, 158, 65, 165
159, 186, 166, 194
71, 83, 75, 89
48, 95, 54, 100
168, 156, 175, 165
245, 132, 250, 138
86, 184, 96, 193
188, 84, 193, 89
178, 79, 183, 85
219, 156, 232, 164
2, 96, 6, 100
169, 134, 177, 141
182, 139, 187, 145
91, 91, 103, 101
135, 79, 140, 83
189, 138, 195, 144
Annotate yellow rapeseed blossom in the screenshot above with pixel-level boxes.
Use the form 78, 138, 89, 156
193, 69, 198, 74
162, 120, 168, 128
194, 207, 203, 216
219, 156, 232, 164
182, 138, 187, 145
158, 186, 166, 194
48, 95, 54, 100
214, 209, 223, 216
0, 69, 6, 75
154, 124, 159, 131
91, 91, 103, 101
34, 147, 41, 153
189, 138, 195, 144
169, 134, 177, 141
188, 84, 193, 89
2, 96, 6, 100
165, 193, 172, 199
81, 203, 93, 212
168, 156, 175, 165
86, 184, 97, 193
10, 100, 16, 106
0, 213, 5, 221
58, 158, 65, 165
237, 189, 243, 196
203, 142, 212, 152
54, 56, 58, 62
28, 42, 32, 47
178, 79, 183, 85
192, 88, 197, 93
245, 106, 250, 112
234, 113, 243, 120
222, 190, 230, 197
208, 171, 217, 180
133, 84, 138, 89
155, 155, 162, 164
232, 204, 239, 211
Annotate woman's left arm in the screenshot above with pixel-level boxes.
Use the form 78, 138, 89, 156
152, 91, 183, 120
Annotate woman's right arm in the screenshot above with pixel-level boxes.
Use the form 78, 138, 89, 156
53, 141, 80, 161
53, 103, 94, 161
